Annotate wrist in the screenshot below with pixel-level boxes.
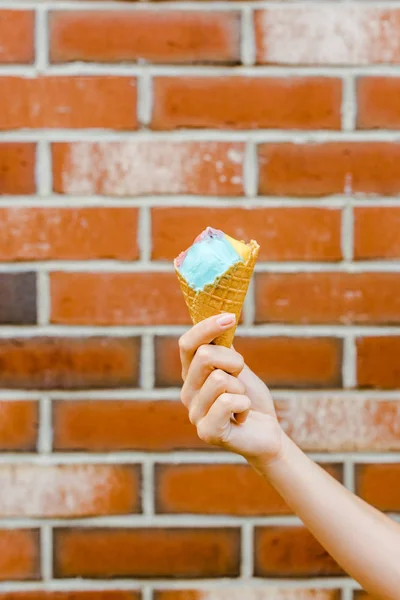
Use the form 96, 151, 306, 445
246, 428, 293, 477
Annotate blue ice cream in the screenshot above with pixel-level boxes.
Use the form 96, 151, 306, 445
176, 227, 250, 291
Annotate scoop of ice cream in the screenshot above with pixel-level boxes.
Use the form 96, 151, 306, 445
176, 227, 250, 291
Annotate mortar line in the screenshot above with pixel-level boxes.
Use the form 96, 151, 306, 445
37, 271, 50, 326
141, 587, 153, 600
40, 525, 53, 581
240, 521, 254, 578
342, 335, 357, 390
240, 7, 255, 67
341, 204, 354, 263
141, 460, 155, 516
36, 139, 53, 197
38, 395, 53, 454
341, 74, 357, 132
137, 72, 153, 127
35, 5, 49, 73
138, 206, 152, 262
140, 333, 155, 390
244, 140, 258, 198
343, 460, 355, 494
242, 277, 255, 326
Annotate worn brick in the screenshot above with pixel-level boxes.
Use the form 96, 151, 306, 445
354, 207, 400, 260
52, 141, 244, 197
155, 592, 339, 600
0, 465, 140, 518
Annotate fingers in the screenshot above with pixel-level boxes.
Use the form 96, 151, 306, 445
180, 345, 244, 407
197, 394, 251, 446
179, 313, 236, 380
188, 369, 246, 425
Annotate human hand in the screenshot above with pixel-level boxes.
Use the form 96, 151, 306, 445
179, 313, 285, 463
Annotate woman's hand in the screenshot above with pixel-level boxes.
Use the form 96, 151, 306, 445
179, 313, 285, 463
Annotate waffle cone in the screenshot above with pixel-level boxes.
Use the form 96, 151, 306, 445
175, 240, 259, 347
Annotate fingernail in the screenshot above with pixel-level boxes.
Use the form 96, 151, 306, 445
217, 313, 236, 327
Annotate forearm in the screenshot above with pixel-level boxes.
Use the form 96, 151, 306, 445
250, 433, 400, 600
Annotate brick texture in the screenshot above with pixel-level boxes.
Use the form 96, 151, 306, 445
50, 272, 189, 325
0, 529, 39, 581
0, 273, 36, 324
0, 465, 140, 517
255, 272, 400, 325
53, 400, 204, 452
0, 207, 139, 261
357, 77, 400, 129
0, 594, 141, 600
0, 11, 34, 64
357, 337, 400, 389
0, 144, 36, 195
0, 77, 137, 130
155, 592, 340, 600
54, 528, 240, 578
258, 143, 400, 197
152, 77, 341, 130
52, 141, 244, 197
356, 464, 400, 512
354, 207, 400, 260
0, 401, 38, 451
0, 337, 140, 390
50, 11, 240, 64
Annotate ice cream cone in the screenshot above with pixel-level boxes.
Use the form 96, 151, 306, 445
175, 239, 259, 347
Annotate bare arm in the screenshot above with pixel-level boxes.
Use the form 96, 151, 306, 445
251, 435, 400, 600
179, 314, 400, 600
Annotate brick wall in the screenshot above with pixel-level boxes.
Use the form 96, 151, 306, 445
0, 1, 399, 599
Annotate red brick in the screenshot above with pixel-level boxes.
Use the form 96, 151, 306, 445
0, 529, 39, 581
151, 207, 342, 262
0, 273, 36, 325
50, 272, 189, 326
357, 337, 400, 389
358, 77, 400, 129
54, 528, 240, 578
0, 11, 34, 64
0, 77, 136, 130
354, 594, 372, 600
276, 397, 400, 453
51, 11, 239, 65
255, 272, 400, 325
0, 337, 140, 390
155, 336, 343, 389
155, 592, 339, 600
0, 144, 35, 195
354, 207, 400, 260
255, 7, 400, 65
258, 143, 400, 197
0, 594, 141, 600
53, 400, 206, 452
357, 464, 400, 512
156, 463, 342, 516
0, 401, 38, 451
254, 527, 343, 577
0, 465, 140, 518
152, 77, 341, 130
52, 141, 244, 197
0, 207, 138, 261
